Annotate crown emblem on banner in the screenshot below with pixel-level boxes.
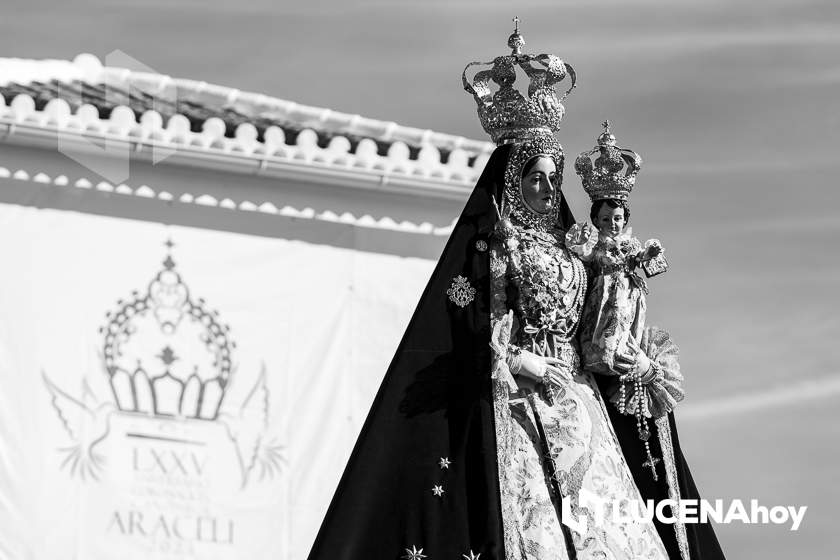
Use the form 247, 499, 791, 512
462, 17, 576, 144
99, 240, 235, 420
575, 120, 643, 202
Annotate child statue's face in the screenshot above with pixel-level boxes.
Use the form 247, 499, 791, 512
595, 204, 626, 238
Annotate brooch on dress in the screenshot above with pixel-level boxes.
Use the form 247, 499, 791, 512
447, 275, 476, 307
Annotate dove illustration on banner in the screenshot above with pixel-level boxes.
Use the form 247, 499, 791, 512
220, 363, 286, 489
42, 371, 114, 481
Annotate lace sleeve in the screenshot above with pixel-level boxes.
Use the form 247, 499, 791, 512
607, 326, 685, 418
642, 326, 685, 418
489, 239, 518, 393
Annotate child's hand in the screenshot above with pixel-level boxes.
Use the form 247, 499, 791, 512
643, 239, 663, 260
565, 222, 598, 260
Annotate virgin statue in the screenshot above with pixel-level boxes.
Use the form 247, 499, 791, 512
308, 24, 725, 560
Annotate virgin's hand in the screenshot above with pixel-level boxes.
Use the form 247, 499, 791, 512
626, 337, 649, 369
544, 355, 570, 372
514, 349, 547, 381
545, 365, 571, 387
516, 351, 571, 384
634, 352, 652, 378
545, 356, 573, 385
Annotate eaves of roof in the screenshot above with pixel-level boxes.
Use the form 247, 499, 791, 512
0, 54, 495, 195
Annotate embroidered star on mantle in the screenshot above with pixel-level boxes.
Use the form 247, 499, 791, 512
402, 546, 427, 560
463, 551, 481, 560
432, 485, 444, 497
438, 457, 451, 469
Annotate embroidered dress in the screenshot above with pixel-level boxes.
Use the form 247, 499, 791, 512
490, 223, 667, 560
309, 140, 724, 560
566, 225, 650, 375
310, 26, 726, 559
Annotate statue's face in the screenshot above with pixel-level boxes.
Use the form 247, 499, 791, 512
520, 156, 557, 215
595, 203, 626, 238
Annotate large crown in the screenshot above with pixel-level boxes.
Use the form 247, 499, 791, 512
575, 120, 643, 202
463, 17, 576, 145
100, 240, 234, 421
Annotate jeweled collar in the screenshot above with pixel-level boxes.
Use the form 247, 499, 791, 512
599, 226, 633, 246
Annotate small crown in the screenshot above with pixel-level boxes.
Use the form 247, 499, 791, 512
463, 17, 576, 145
575, 120, 642, 202
100, 240, 234, 421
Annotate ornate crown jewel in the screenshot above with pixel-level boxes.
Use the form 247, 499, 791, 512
463, 17, 576, 145
575, 120, 643, 202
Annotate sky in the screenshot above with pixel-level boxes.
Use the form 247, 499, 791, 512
1, 0, 839, 556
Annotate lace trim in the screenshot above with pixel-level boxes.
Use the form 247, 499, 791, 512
655, 416, 691, 560
490, 241, 526, 559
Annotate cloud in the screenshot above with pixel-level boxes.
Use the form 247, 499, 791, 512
565, 25, 840, 56
679, 374, 840, 421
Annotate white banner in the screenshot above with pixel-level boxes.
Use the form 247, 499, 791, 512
0, 203, 435, 560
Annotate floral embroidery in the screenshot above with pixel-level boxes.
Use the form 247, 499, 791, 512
502, 228, 587, 356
